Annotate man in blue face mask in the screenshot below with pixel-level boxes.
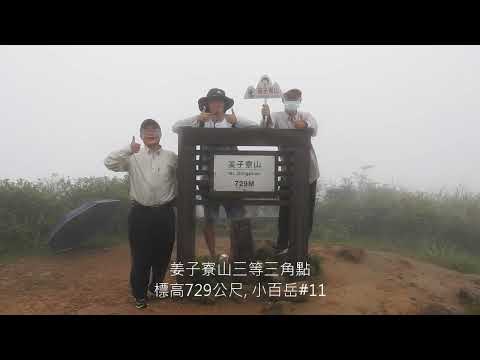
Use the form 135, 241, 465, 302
261, 88, 320, 254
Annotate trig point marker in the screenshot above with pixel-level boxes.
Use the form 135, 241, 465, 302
244, 74, 283, 123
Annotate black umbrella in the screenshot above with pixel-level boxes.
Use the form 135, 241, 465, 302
48, 199, 122, 252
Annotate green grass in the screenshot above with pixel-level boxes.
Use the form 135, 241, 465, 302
311, 235, 480, 275
0, 175, 129, 256
0, 233, 128, 265
417, 249, 480, 274
2, 169, 480, 278
463, 304, 480, 315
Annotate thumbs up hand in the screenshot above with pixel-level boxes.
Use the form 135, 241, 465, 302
225, 109, 237, 125
198, 112, 212, 123
131, 136, 141, 154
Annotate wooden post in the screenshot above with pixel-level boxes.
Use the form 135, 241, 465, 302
289, 144, 311, 264
176, 130, 195, 265
175, 128, 313, 265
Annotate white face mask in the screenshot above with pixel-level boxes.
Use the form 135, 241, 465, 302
284, 100, 301, 112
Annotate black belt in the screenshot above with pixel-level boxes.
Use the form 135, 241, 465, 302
131, 199, 175, 208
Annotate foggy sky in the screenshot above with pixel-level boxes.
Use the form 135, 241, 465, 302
1, 45, 479, 193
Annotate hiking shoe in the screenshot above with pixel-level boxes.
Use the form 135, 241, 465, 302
135, 298, 148, 309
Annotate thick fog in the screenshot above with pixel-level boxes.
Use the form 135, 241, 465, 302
1, 45, 479, 193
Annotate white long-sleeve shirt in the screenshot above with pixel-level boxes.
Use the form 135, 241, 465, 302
172, 114, 258, 181
104, 145, 177, 206
262, 111, 320, 184
172, 114, 259, 152
172, 114, 258, 132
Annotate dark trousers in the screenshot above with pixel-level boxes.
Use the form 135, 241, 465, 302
277, 180, 317, 250
128, 202, 175, 300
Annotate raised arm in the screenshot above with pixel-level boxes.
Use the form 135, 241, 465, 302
104, 137, 139, 172
104, 145, 132, 172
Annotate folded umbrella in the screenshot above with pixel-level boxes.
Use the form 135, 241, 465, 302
48, 199, 122, 252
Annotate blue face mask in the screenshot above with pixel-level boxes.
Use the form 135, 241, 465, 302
284, 100, 301, 112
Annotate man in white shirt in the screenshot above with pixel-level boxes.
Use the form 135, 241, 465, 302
172, 88, 257, 258
261, 88, 320, 254
104, 119, 177, 309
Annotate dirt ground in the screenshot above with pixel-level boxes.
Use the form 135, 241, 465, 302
1, 237, 480, 315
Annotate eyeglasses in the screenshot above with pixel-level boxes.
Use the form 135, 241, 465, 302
140, 128, 161, 137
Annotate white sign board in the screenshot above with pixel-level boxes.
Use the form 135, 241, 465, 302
244, 74, 282, 99
213, 154, 276, 192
